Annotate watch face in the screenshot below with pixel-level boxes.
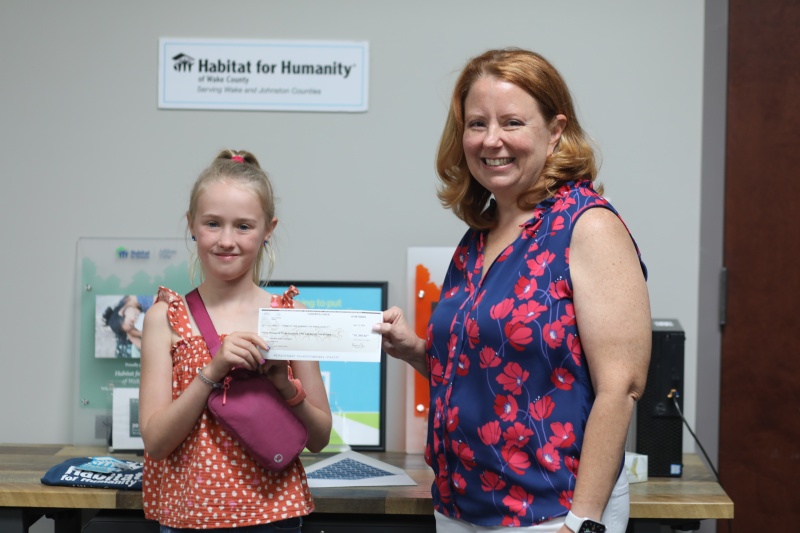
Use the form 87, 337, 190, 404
578, 520, 606, 533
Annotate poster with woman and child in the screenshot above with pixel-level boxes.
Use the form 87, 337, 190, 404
94, 294, 154, 359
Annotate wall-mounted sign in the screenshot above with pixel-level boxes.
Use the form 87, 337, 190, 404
158, 38, 369, 112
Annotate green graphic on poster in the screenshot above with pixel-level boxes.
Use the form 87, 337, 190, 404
75, 238, 191, 444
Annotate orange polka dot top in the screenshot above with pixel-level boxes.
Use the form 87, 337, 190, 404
142, 287, 314, 529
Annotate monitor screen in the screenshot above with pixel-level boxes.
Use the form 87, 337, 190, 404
261, 280, 388, 452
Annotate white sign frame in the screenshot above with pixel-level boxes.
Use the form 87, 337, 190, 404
158, 38, 369, 112
111, 387, 144, 452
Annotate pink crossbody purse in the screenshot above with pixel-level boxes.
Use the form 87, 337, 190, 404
185, 288, 308, 472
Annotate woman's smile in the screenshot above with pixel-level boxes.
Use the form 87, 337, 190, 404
483, 157, 515, 167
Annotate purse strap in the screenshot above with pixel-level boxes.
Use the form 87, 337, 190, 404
185, 285, 300, 359
185, 289, 221, 357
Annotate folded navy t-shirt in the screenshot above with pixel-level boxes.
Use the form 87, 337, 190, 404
40, 457, 143, 490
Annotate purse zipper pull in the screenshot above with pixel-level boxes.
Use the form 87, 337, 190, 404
222, 376, 232, 405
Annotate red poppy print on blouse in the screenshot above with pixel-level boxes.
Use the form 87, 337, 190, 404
424, 180, 646, 527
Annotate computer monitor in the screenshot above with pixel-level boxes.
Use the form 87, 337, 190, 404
262, 280, 388, 452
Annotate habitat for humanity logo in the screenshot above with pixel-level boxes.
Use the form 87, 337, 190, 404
172, 53, 195, 72
169, 51, 355, 78
116, 247, 150, 259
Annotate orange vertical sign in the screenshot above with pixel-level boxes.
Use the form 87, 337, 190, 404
413, 264, 441, 418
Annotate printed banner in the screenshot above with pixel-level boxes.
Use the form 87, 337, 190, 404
77, 238, 191, 411
158, 38, 369, 112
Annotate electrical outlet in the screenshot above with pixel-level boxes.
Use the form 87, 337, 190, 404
95, 415, 112, 439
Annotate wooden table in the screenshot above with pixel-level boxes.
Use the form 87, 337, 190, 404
0, 445, 732, 532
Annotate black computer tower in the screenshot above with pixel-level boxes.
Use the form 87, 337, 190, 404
635, 319, 685, 477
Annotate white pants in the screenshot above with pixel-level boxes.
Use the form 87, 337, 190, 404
434, 469, 630, 533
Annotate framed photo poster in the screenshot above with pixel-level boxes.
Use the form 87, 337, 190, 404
261, 280, 388, 452
111, 387, 144, 453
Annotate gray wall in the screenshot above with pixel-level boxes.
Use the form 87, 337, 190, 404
1, 0, 722, 478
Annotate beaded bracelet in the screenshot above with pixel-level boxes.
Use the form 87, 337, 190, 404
197, 367, 222, 389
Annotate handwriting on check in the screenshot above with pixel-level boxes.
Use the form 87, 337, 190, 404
271, 327, 345, 342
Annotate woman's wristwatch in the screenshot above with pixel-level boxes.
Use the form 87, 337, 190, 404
565, 511, 606, 533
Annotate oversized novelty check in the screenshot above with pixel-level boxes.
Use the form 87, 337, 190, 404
258, 308, 383, 363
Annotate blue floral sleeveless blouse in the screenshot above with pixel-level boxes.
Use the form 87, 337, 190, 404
425, 180, 646, 526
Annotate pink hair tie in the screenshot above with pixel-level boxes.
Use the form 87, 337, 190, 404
231, 155, 245, 163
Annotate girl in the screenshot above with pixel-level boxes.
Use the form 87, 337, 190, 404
139, 149, 332, 532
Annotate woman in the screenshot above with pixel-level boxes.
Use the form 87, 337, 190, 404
102, 295, 142, 358
374, 49, 651, 533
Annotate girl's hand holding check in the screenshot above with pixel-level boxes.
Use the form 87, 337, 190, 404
205, 331, 268, 381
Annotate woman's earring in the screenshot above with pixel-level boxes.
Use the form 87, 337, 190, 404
191, 235, 196, 242
263, 240, 269, 247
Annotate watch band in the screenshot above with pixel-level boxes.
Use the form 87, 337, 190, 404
564, 511, 606, 533
285, 378, 306, 407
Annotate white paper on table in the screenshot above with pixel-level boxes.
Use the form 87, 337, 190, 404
304, 451, 417, 488
258, 308, 383, 362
